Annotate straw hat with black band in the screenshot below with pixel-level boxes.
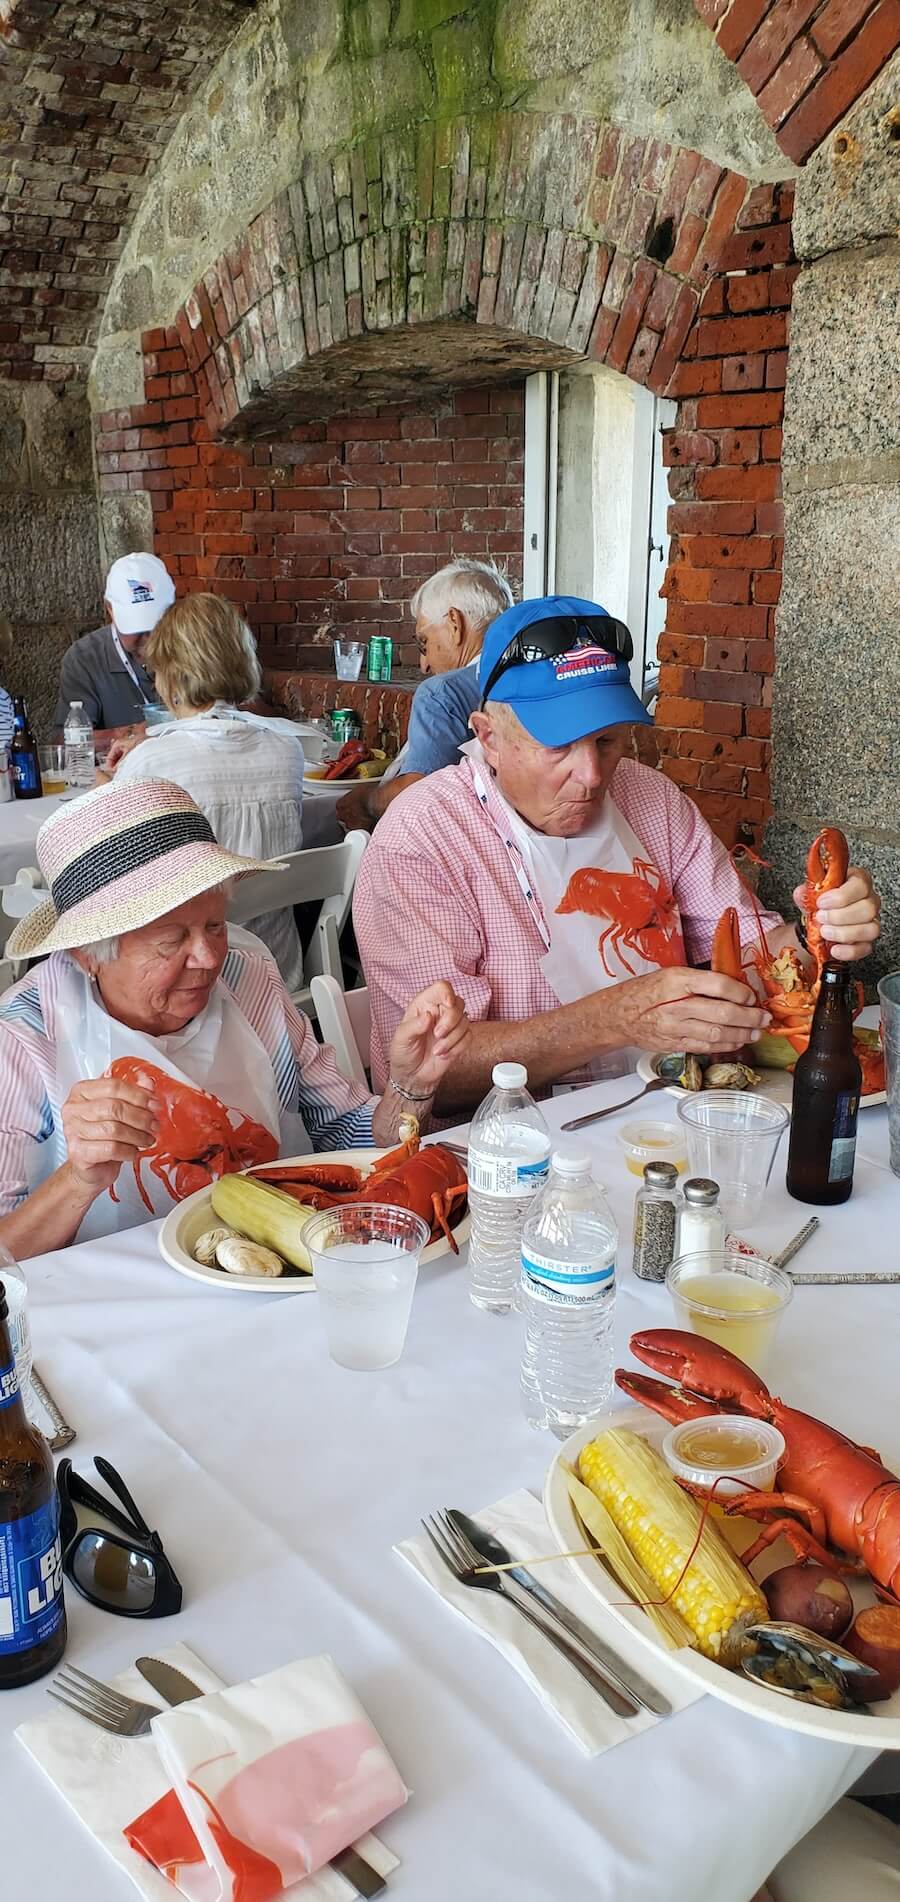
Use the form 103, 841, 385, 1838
7, 778, 282, 961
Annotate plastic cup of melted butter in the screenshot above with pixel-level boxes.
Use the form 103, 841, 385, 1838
662, 1415, 786, 1502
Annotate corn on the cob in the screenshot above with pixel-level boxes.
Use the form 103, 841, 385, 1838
210, 1175, 316, 1272
563, 1466, 693, 1651
577, 1428, 766, 1665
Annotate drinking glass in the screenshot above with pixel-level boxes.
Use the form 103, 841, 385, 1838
676, 1091, 789, 1228
304, 1203, 429, 1370
333, 639, 365, 682
667, 1250, 793, 1375
878, 972, 900, 1178
39, 743, 67, 794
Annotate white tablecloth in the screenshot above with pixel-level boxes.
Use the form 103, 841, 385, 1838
0, 792, 67, 888
3, 1082, 898, 1902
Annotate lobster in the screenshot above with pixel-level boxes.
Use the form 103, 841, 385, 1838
320, 739, 371, 781
711, 829, 884, 1094
557, 858, 685, 978
107, 1058, 278, 1212
617, 1328, 900, 1602
248, 1134, 468, 1251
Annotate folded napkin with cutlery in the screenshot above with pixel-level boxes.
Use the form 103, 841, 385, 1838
396, 1489, 699, 1757
17, 1644, 402, 1901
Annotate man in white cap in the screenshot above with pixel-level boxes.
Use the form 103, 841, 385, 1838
54, 551, 176, 730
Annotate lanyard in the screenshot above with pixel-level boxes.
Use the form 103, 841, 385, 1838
110, 625, 147, 699
470, 764, 552, 951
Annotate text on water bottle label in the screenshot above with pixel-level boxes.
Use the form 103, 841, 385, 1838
521, 1247, 616, 1304
468, 1154, 549, 1198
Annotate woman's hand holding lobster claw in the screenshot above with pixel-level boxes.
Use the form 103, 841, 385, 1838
388, 981, 470, 1099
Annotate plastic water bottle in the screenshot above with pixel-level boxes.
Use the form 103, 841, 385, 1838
520, 1149, 617, 1438
63, 700, 94, 789
467, 1063, 550, 1313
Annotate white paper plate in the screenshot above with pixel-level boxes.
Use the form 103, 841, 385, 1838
157, 1146, 469, 1292
302, 770, 386, 796
636, 1053, 885, 1111
544, 1403, 900, 1749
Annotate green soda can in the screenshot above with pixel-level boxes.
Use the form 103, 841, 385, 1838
330, 708, 361, 745
367, 636, 393, 683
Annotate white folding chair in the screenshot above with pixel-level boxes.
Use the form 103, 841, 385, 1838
0, 868, 46, 976
309, 974, 370, 1086
228, 831, 367, 1018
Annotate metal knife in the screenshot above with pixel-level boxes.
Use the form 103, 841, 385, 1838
30, 1365, 76, 1451
450, 1511, 671, 1718
135, 1658, 387, 1899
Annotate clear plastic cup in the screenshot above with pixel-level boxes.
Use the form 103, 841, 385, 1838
666, 1249, 793, 1375
617, 1119, 687, 1176
333, 639, 365, 682
304, 1203, 429, 1370
676, 1090, 789, 1227
39, 743, 67, 794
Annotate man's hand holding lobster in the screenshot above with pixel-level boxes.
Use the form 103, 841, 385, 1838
605, 966, 771, 1057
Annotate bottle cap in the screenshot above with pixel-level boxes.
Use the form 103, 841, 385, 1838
492, 1062, 527, 1089
551, 1148, 591, 1176
70, 701, 83, 710
683, 1177, 720, 1205
643, 1160, 678, 1187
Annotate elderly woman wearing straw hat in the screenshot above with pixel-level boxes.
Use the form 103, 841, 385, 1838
0, 778, 469, 1255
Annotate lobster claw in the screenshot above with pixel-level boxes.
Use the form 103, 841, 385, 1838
626, 1328, 771, 1413
615, 1369, 719, 1424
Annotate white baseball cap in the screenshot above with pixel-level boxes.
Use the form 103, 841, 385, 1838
104, 552, 176, 635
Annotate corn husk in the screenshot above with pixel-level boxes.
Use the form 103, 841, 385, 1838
562, 1464, 693, 1652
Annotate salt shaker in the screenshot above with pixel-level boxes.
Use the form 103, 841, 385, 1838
677, 1178, 725, 1263
632, 1161, 682, 1282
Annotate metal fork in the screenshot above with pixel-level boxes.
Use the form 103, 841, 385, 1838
48, 1664, 161, 1737
422, 1511, 638, 1718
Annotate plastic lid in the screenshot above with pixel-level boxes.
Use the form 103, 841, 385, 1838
70, 701, 83, 709
683, 1177, 720, 1205
643, 1160, 679, 1186
551, 1148, 591, 1176
492, 1062, 527, 1089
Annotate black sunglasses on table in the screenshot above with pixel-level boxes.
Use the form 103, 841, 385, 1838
57, 1455, 183, 1619
479, 612, 634, 709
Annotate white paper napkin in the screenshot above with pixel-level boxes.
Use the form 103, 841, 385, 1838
396, 1489, 700, 1756
16, 1643, 399, 1900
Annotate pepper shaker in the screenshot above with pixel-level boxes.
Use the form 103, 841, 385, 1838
632, 1161, 682, 1282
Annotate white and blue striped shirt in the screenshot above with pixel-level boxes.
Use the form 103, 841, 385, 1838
0, 937, 375, 1223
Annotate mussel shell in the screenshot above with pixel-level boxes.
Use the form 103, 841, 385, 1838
655, 1053, 704, 1090
741, 1620, 879, 1710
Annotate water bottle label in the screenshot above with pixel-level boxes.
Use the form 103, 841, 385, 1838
522, 1248, 616, 1304
468, 1153, 549, 1197
0, 1496, 65, 1656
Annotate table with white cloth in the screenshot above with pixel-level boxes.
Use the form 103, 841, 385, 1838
2, 1083, 897, 1902
0, 791, 67, 888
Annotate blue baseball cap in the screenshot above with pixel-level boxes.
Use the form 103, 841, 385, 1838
477, 595, 651, 747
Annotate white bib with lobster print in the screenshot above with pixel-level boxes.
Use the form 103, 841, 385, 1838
496, 789, 686, 1082
51, 957, 288, 1240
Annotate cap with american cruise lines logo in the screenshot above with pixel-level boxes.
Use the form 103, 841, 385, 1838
478, 594, 651, 747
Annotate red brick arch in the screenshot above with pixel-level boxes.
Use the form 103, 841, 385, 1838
96, 114, 797, 846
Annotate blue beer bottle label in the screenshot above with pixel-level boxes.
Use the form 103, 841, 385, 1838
13, 753, 39, 795
0, 1358, 65, 1655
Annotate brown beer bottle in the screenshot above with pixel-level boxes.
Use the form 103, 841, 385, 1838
0, 1282, 66, 1687
10, 696, 41, 800
786, 962, 861, 1206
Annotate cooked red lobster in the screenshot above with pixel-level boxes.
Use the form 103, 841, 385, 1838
247, 1135, 468, 1250
320, 740, 371, 781
107, 1059, 278, 1210
618, 1329, 900, 1602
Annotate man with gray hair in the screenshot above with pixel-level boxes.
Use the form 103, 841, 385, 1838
335, 558, 513, 833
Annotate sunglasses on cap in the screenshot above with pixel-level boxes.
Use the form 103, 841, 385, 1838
57, 1456, 183, 1619
479, 613, 633, 709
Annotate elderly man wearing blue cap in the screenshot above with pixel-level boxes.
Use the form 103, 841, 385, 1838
354, 595, 880, 1112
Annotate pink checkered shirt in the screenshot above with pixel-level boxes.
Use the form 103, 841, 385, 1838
354, 756, 782, 1090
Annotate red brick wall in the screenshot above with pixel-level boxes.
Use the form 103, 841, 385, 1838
96, 371, 524, 670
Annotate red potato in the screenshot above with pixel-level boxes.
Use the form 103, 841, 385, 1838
762, 1563, 853, 1640
845, 1606, 900, 1701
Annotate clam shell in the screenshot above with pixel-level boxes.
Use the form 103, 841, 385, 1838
703, 1062, 760, 1091
214, 1238, 285, 1278
194, 1225, 240, 1267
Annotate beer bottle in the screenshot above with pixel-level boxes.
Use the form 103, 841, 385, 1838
11, 696, 41, 800
786, 962, 861, 1206
0, 1281, 66, 1687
